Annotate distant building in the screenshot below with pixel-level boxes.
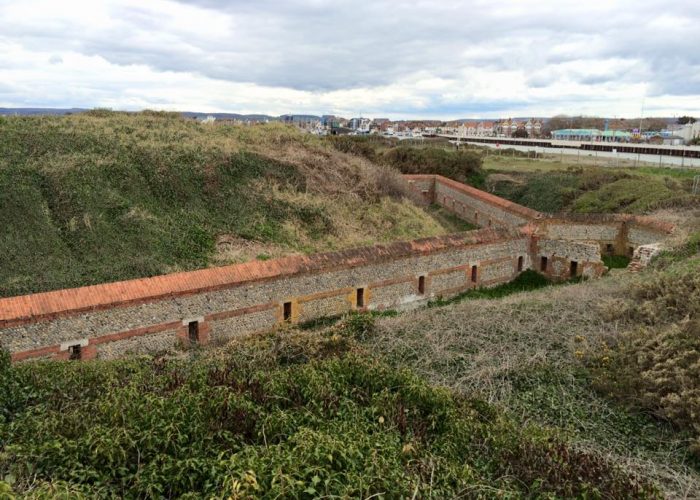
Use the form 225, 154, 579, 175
459, 121, 495, 137
551, 129, 600, 141
675, 122, 700, 144
551, 129, 631, 142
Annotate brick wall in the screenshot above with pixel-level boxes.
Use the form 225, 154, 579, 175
535, 215, 673, 257
1, 228, 532, 361
405, 174, 541, 228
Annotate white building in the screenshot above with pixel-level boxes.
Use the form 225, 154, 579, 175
676, 122, 700, 144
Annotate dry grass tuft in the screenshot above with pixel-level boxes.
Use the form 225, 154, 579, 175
371, 278, 621, 400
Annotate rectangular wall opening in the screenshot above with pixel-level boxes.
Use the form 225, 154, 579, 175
418, 276, 426, 295
570, 260, 578, 277
474, 212, 478, 223
283, 302, 292, 322
540, 256, 548, 272
356, 288, 365, 308
605, 243, 614, 255
68, 344, 82, 361
517, 256, 524, 272
471, 265, 478, 283
188, 320, 199, 343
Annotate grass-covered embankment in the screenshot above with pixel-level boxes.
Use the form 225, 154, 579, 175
328, 135, 486, 188
483, 156, 699, 214
0, 112, 464, 297
0, 324, 657, 498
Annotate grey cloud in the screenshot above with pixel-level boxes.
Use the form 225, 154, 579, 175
1, 0, 699, 114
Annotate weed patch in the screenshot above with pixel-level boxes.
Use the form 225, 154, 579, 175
602, 254, 631, 268
428, 269, 552, 307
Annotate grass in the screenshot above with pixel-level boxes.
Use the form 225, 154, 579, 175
483, 149, 700, 173
602, 255, 631, 268
428, 269, 552, 307
485, 160, 698, 214
0, 113, 464, 297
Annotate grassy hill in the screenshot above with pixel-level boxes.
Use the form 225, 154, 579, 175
0, 112, 465, 298
483, 155, 700, 214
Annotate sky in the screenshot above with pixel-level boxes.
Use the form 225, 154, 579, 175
1, 0, 699, 119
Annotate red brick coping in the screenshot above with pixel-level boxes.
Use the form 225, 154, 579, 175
0, 226, 521, 327
404, 174, 543, 222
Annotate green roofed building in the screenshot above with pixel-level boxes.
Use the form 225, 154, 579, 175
551, 128, 601, 140
552, 128, 632, 142
601, 130, 632, 141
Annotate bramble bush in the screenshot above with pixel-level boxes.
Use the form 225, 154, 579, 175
0, 326, 657, 498
594, 263, 700, 456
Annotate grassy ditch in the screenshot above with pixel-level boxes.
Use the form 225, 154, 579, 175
360, 243, 700, 497
428, 269, 557, 307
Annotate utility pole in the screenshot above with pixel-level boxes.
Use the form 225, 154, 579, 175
638, 97, 645, 142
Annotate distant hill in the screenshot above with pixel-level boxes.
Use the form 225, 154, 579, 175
0, 107, 86, 116
0, 107, 321, 123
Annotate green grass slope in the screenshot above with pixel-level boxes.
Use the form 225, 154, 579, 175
0, 112, 461, 297
485, 158, 699, 214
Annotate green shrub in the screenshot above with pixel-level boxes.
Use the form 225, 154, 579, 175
491, 172, 579, 213
593, 321, 700, 457
602, 255, 630, 269
572, 177, 693, 214
489, 167, 696, 215
382, 146, 485, 187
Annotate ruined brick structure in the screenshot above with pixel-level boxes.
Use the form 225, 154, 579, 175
0, 175, 673, 362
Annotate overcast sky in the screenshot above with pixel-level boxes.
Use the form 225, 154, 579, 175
1, 0, 698, 119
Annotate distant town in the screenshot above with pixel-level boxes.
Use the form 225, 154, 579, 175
227, 114, 700, 146
2, 107, 699, 146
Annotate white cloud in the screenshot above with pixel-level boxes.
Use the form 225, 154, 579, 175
0, 0, 698, 118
